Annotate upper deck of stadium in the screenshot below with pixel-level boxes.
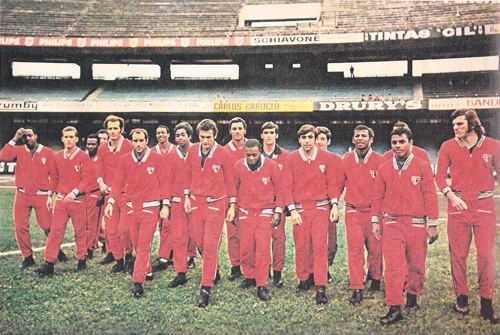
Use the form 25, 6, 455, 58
0, 0, 498, 38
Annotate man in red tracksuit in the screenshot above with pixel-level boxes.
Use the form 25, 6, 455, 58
184, 119, 236, 308
0, 127, 67, 269
333, 125, 385, 305
260, 121, 288, 288
283, 124, 339, 305
382, 122, 431, 164
315, 126, 342, 284
435, 109, 500, 324
151, 125, 176, 272
35, 126, 92, 276
234, 139, 283, 301
84, 134, 102, 260
96, 115, 134, 274
104, 128, 170, 298
223, 117, 247, 281
371, 126, 438, 326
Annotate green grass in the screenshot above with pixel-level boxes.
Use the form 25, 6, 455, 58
0, 188, 499, 334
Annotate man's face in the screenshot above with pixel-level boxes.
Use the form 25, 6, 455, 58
175, 128, 190, 148
98, 132, 108, 144
62, 130, 78, 150
229, 122, 246, 141
132, 132, 148, 155
299, 131, 315, 153
86, 138, 98, 155
245, 146, 261, 166
452, 115, 470, 139
391, 134, 412, 161
156, 127, 169, 144
106, 121, 122, 141
352, 130, 372, 150
261, 128, 278, 146
22, 129, 37, 149
315, 133, 330, 151
199, 129, 215, 153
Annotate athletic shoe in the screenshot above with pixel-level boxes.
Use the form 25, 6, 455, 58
257, 286, 271, 302
146, 273, 154, 281
480, 297, 499, 324
132, 282, 144, 298
100, 252, 115, 265
405, 293, 418, 309
316, 286, 328, 305
151, 258, 172, 273
296, 280, 311, 292
273, 270, 284, 288
187, 257, 196, 269
110, 259, 125, 273
86, 249, 93, 260
168, 273, 188, 288
124, 254, 135, 275
368, 279, 381, 292
57, 249, 68, 263
197, 288, 210, 308
240, 278, 257, 289
453, 294, 470, 315
228, 265, 242, 281
349, 289, 363, 305
74, 260, 86, 272
19, 255, 35, 270
380, 306, 403, 326
213, 270, 221, 285
34, 262, 54, 277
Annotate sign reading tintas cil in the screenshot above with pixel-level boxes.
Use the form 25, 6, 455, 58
315, 100, 424, 111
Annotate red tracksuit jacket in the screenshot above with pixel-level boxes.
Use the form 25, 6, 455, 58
166, 146, 189, 197
96, 136, 133, 185
54, 148, 91, 196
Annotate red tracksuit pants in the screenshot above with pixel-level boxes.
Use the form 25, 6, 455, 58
448, 197, 496, 299
190, 197, 227, 287
239, 209, 273, 287
271, 214, 286, 271
45, 197, 88, 262
86, 190, 102, 251
293, 205, 329, 286
345, 209, 382, 289
157, 216, 173, 260
104, 196, 133, 260
227, 216, 240, 267
124, 205, 158, 284
170, 201, 189, 273
13, 191, 52, 257
382, 216, 428, 306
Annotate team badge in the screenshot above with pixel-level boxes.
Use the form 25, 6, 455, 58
411, 176, 420, 185
370, 170, 377, 179
74, 165, 81, 172
483, 154, 491, 163
319, 165, 326, 173
147, 167, 155, 175
278, 164, 283, 171
212, 165, 221, 173
262, 177, 269, 185
41, 158, 46, 165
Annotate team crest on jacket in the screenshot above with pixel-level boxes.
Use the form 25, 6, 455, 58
212, 165, 221, 173
147, 167, 155, 175
370, 170, 377, 179
41, 157, 46, 165
411, 176, 420, 185
483, 154, 491, 163
278, 164, 283, 171
319, 165, 326, 173
74, 165, 81, 172
262, 177, 269, 185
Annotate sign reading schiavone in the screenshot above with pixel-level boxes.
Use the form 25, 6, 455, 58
315, 100, 423, 111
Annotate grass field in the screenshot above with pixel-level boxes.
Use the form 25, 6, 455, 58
0, 186, 500, 335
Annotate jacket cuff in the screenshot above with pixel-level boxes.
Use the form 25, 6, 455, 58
274, 206, 283, 214
427, 218, 438, 227
371, 215, 379, 223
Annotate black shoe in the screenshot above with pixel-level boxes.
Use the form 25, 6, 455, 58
34, 262, 54, 277
316, 286, 328, 305
57, 249, 68, 263
168, 273, 188, 288
132, 282, 144, 298
146, 273, 154, 281
197, 287, 210, 308
349, 289, 363, 305
74, 259, 86, 272
307, 273, 315, 287
327, 271, 333, 284
19, 255, 35, 270
228, 265, 242, 281
124, 254, 135, 275
151, 258, 172, 273
453, 294, 470, 315
187, 257, 196, 269
240, 278, 257, 289
213, 270, 221, 285
380, 306, 403, 326
296, 280, 311, 292
406, 293, 418, 309
480, 297, 500, 324
100, 252, 115, 265
87, 249, 93, 260
368, 279, 381, 292
111, 259, 125, 273
273, 270, 284, 288
257, 286, 271, 302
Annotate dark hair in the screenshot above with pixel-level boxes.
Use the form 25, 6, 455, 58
261, 121, 279, 134
315, 126, 331, 141
297, 124, 316, 138
157, 125, 170, 134
24, 126, 37, 135
354, 125, 374, 138
129, 128, 149, 141
196, 119, 218, 137
174, 122, 193, 138
245, 138, 261, 150
451, 108, 485, 136
229, 117, 247, 130
390, 127, 412, 142
103, 115, 125, 129
97, 129, 107, 136
392, 121, 410, 131
86, 134, 98, 141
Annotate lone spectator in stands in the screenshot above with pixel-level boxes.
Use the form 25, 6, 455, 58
368, 95, 373, 101
374, 95, 381, 101
360, 94, 365, 101
386, 94, 392, 101
350, 65, 355, 78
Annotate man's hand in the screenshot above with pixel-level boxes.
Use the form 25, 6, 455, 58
63, 192, 76, 204
271, 213, 281, 228
290, 210, 302, 225
447, 192, 468, 212
372, 223, 381, 240
160, 205, 170, 219
104, 203, 113, 219
226, 204, 236, 223
427, 226, 439, 245
330, 204, 339, 223
98, 181, 111, 195
13, 128, 27, 142
46, 196, 53, 212
184, 196, 191, 214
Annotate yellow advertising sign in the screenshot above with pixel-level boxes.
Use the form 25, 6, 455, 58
213, 101, 313, 112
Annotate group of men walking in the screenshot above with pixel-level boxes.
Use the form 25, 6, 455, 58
1, 109, 499, 326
